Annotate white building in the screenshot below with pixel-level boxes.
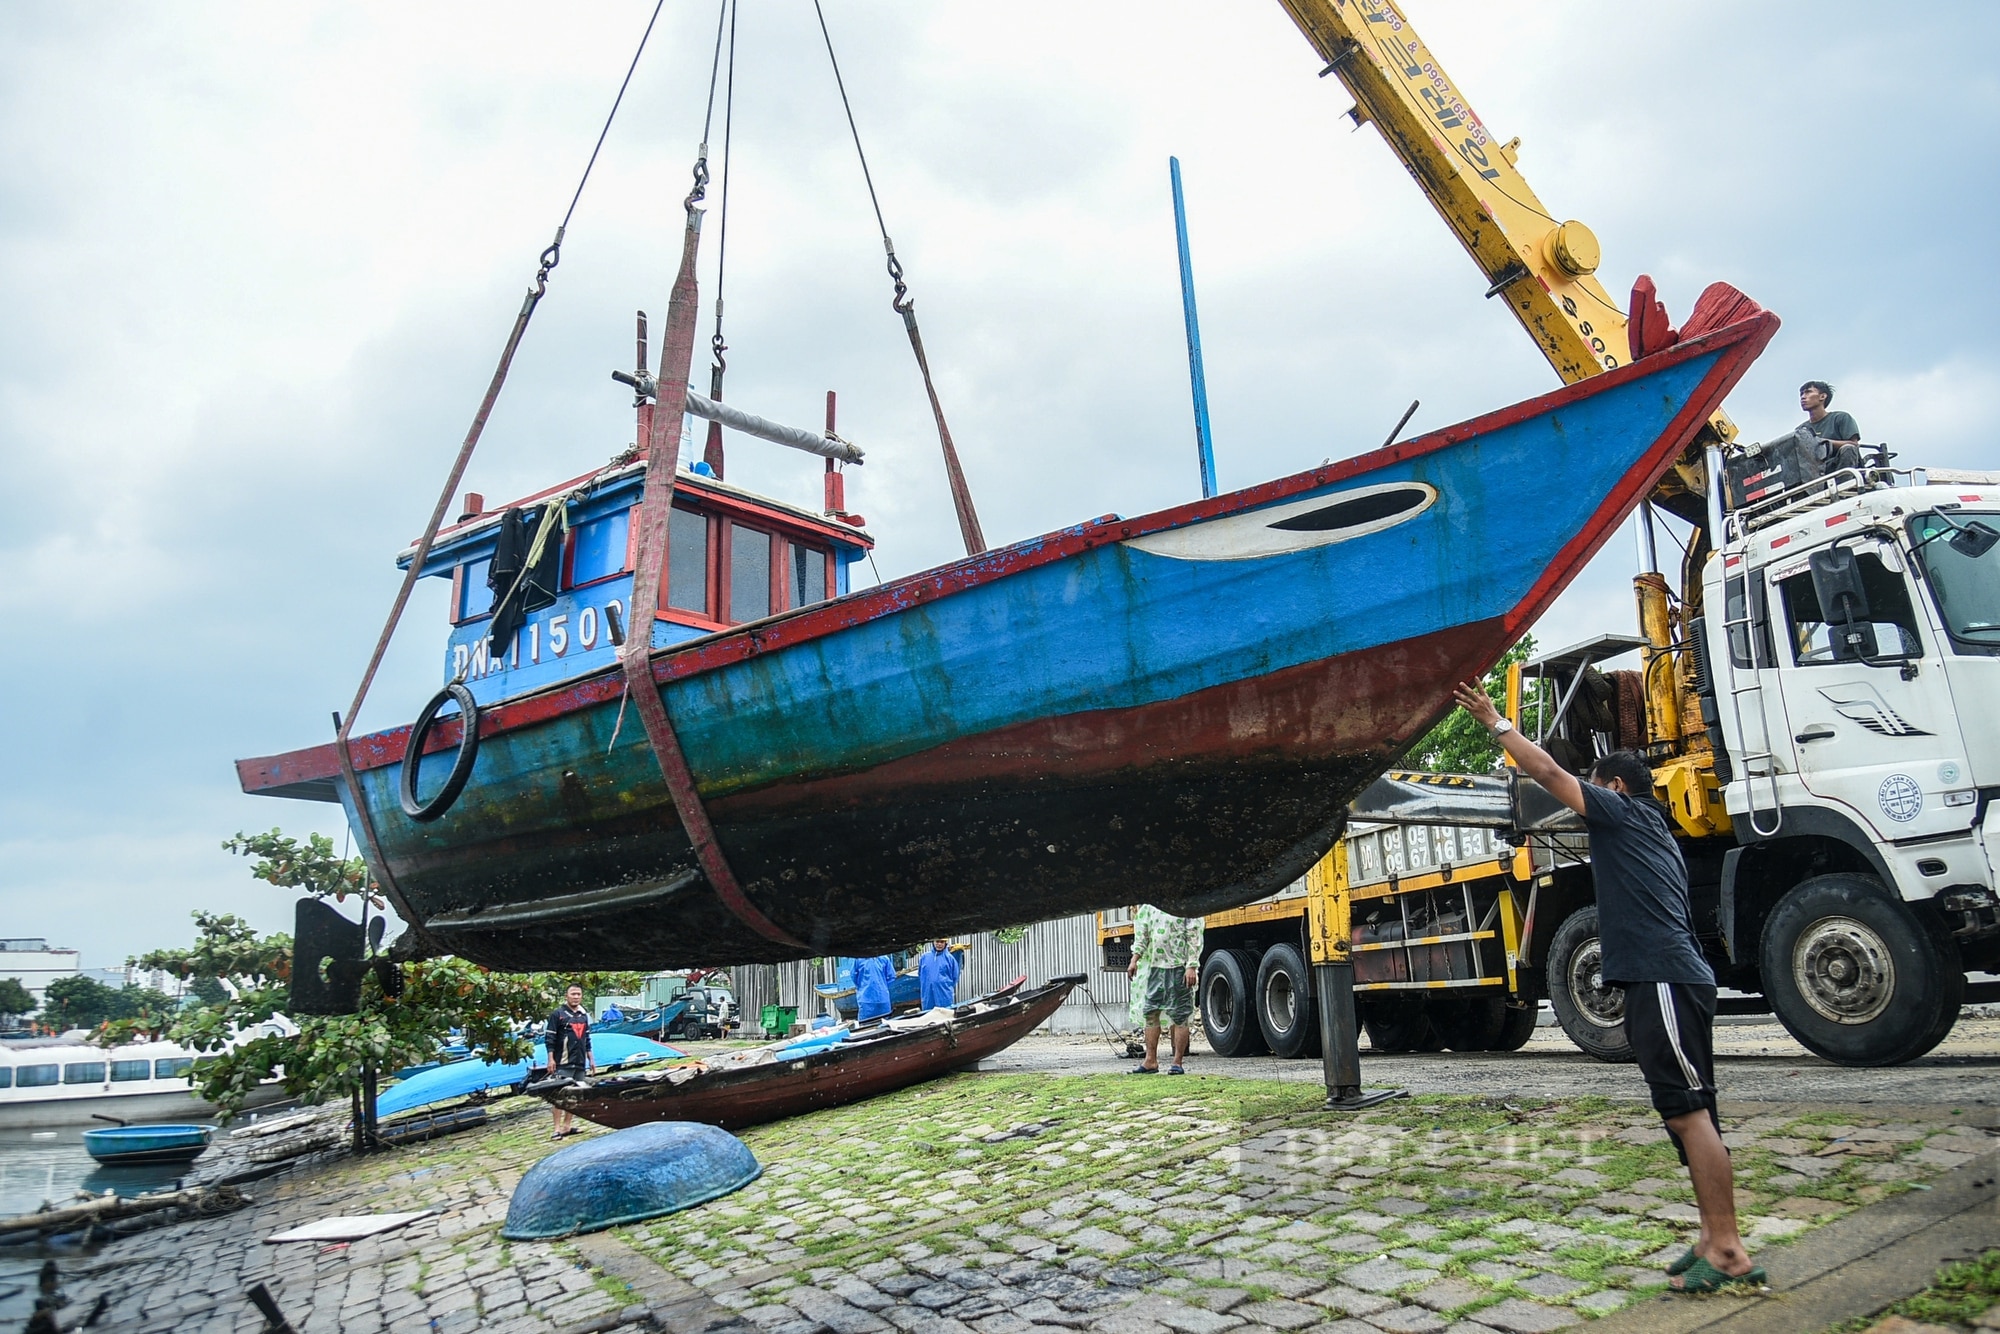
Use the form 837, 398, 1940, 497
0, 939, 81, 1007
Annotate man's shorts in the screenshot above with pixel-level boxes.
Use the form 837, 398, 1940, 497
1142, 965, 1194, 1027
1623, 981, 1719, 1160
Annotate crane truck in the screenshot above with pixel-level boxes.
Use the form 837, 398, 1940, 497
1100, 0, 2000, 1069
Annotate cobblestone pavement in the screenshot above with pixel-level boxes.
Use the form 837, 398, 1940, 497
35, 1073, 1997, 1333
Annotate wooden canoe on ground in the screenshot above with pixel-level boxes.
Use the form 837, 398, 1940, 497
542, 976, 1081, 1132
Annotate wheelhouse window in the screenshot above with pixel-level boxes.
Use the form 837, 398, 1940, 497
16, 1064, 55, 1088
0, 1069, 12, 1088
457, 556, 492, 622
667, 507, 710, 615
1779, 551, 1923, 665
110, 1059, 151, 1082
154, 1057, 193, 1079
63, 1062, 106, 1084
1910, 512, 2000, 654
790, 542, 829, 609
730, 524, 772, 623
568, 507, 632, 588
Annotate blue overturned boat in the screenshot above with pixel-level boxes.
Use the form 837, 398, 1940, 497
375, 1033, 683, 1120
238, 281, 1777, 972
503, 1121, 761, 1240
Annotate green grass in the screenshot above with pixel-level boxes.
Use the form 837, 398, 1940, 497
1822, 1248, 2000, 1332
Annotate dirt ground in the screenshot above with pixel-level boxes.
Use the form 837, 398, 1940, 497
978, 1012, 2000, 1108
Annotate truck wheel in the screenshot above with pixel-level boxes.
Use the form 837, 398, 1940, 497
1547, 907, 1634, 1063
1361, 998, 1433, 1053
1492, 1002, 1540, 1052
1431, 997, 1507, 1052
1255, 944, 1319, 1059
1200, 949, 1266, 1057
1760, 874, 1965, 1067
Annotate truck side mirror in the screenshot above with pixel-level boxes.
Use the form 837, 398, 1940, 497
1950, 520, 1999, 559
1808, 547, 1878, 662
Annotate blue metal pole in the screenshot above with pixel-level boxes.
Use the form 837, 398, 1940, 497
1170, 157, 1217, 499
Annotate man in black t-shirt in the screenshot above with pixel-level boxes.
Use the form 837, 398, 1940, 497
1452, 683, 1763, 1293
543, 984, 595, 1140
1799, 380, 1860, 444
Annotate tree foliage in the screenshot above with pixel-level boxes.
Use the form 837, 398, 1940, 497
104, 830, 641, 1117
1403, 637, 1545, 774
0, 978, 35, 1020
40, 975, 179, 1032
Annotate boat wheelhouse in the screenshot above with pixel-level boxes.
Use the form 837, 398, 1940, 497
415, 457, 873, 712
0, 1038, 204, 1128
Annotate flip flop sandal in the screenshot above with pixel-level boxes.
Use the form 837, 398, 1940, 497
1166, 1065, 1186, 1075
1666, 1247, 1699, 1276
1672, 1258, 1765, 1294
1130, 1064, 1159, 1074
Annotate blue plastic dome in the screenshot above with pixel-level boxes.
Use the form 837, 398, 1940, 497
501, 1121, 762, 1240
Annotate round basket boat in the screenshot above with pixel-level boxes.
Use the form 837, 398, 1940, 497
82, 1124, 213, 1165
501, 1121, 761, 1240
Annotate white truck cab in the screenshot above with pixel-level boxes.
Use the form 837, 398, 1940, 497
1699, 466, 2000, 1064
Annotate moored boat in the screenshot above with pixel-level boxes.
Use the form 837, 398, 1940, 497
81, 1123, 212, 1166
240, 284, 1775, 972
541, 974, 1082, 1132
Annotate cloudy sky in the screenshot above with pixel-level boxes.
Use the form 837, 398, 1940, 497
3, 2, 1994, 969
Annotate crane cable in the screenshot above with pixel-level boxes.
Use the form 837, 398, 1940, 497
332, 0, 670, 937
702, 0, 740, 476
811, 0, 987, 557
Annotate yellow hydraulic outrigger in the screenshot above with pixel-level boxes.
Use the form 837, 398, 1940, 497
1277, 0, 1734, 834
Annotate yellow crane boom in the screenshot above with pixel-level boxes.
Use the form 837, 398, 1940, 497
1276, 0, 1631, 383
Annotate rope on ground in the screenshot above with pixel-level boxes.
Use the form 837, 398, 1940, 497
811, 0, 987, 557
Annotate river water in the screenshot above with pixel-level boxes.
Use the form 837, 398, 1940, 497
0, 1121, 218, 1326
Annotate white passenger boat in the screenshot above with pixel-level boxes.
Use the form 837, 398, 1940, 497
0, 1029, 291, 1127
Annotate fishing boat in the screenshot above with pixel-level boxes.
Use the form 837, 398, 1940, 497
81, 1123, 212, 1166
239, 281, 1775, 971
539, 975, 1082, 1132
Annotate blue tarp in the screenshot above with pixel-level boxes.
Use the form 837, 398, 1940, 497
376, 1034, 685, 1119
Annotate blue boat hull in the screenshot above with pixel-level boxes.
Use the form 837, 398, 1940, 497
241, 306, 1776, 969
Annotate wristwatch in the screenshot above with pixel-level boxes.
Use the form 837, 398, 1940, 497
1489, 718, 1515, 736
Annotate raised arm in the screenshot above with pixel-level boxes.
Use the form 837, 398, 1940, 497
1449, 681, 1587, 816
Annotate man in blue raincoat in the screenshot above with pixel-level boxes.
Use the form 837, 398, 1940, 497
852, 955, 896, 1022
917, 938, 961, 1011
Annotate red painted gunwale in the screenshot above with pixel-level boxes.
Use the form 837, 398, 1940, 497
239, 303, 1776, 798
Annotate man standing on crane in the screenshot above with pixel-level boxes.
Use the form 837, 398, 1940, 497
1799, 380, 1861, 442
1451, 683, 1765, 1294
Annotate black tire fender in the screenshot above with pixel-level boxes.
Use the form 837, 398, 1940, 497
1759, 873, 1964, 1067
399, 683, 481, 823
1200, 948, 1266, 1057
1255, 943, 1318, 1059
1546, 906, 1634, 1063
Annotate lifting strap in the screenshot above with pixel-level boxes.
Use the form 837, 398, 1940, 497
330, 1, 670, 933
618, 191, 807, 952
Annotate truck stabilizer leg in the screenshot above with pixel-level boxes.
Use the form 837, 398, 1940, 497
1315, 962, 1404, 1111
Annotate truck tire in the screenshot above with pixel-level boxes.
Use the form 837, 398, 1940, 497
1760, 874, 1965, 1067
1547, 907, 1634, 1063
1255, 944, 1319, 1059
1201, 949, 1266, 1057
1431, 996, 1507, 1052
1492, 1002, 1540, 1052
1361, 998, 1433, 1053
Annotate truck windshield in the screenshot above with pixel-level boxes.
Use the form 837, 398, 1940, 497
1910, 511, 2000, 650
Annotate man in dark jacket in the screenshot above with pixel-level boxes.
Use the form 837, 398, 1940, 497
1452, 683, 1762, 1293
543, 984, 595, 1140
